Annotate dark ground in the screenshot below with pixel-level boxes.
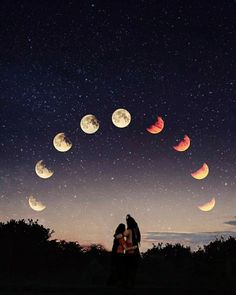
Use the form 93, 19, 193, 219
0, 285, 235, 295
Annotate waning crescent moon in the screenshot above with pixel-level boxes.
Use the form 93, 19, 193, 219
53, 132, 72, 152
35, 160, 54, 179
198, 198, 216, 212
28, 196, 46, 212
191, 163, 209, 180
173, 135, 191, 152
146, 116, 164, 134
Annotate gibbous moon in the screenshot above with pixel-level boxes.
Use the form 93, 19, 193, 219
35, 160, 54, 179
191, 163, 209, 180
112, 108, 131, 128
80, 114, 99, 134
146, 116, 164, 134
198, 198, 216, 212
173, 135, 191, 152
53, 132, 72, 152
28, 196, 46, 212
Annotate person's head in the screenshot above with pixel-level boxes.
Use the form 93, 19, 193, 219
114, 223, 126, 236
126, 214, 138, 229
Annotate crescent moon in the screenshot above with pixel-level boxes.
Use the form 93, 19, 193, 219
146, 116, 164, 134
28, 196, 46, 212
112, 108, 131, 128
35, 160, 54, 179
80, 114, 99, 134
191, 163, 209, 180
173, 135, 191, 152
198, 198, 216, 212
53, 132, 72, 152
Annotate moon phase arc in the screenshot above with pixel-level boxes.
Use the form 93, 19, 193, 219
35, 160, 54, 179
53, 132, 72, 152
80, 114, 99, 134
28, 196, 46, 212
198, 198, 216, 212
146, 116, 164, 134
173, 135, 191, 152
112, 108, 131, 128
191, 163, 209, 180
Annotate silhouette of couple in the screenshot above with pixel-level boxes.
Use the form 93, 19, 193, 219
107, 214, 141, 288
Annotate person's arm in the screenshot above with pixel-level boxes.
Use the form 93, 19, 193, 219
115, 229, 129, 239
119, 238, 137, 251
123, 229, 129, 237
125, 244, 138, 251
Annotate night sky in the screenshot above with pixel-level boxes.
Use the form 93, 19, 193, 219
1, 0, 236, 251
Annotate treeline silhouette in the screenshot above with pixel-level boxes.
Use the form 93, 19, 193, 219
0, 219, 235, 291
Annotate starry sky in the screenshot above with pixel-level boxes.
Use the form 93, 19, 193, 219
0, 0, 236, 251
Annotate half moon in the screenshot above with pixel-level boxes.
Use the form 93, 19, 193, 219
146, 116, 164, 134
53, 132, 72, 152
191, 163, 209, 180
80, 114, 99, 134
35, 160, 54, 179
112, 108, 131, 128
28, 196, 46, 212
173, 135, 190, 152
198, 198, 215, 212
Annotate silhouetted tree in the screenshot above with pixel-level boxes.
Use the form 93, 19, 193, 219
0, 219, 54, 281
0, 218, 235, 291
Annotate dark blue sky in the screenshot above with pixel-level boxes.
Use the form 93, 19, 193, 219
0, 0, 236, 250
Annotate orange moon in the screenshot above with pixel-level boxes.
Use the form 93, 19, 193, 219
191, 163, 209, 180
146, 116, 164, 134
173, 135, 190, 152
198, 198, 216, 212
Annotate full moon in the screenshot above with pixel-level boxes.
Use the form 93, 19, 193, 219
80, 114, 99, 134
28, 196, 46, 212
53, 132, 72, 152
35, 160, 54, 179
112, 108, 131, 128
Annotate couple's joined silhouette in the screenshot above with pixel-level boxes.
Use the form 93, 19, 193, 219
107, 214, 141, 288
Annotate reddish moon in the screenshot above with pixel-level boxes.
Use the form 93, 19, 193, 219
173, 135, 190, 152
146, 116, 164, 134
191, 163, 209, 180
198, 198, 216, 212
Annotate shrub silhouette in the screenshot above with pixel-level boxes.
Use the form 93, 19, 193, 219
0, 219, 54, 276
0, 218, 235, 291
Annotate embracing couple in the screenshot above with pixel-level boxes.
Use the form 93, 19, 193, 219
107, 214, 141, 288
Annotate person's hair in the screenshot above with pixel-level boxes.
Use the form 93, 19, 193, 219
112, 223, 126, 253
126, 214, 141, 245
114, 223, 125, 236
126, 214, 137, 229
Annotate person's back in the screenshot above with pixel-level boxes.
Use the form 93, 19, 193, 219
123, 228, 136, 254
124, 214, 141, 288
107, 224, 126, 286
116, 236, 126, 253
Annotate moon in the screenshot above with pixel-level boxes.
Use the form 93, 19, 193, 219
146, 116, 164, 134
173, 135, 191, 152
198, 198, 216, 212
53, 132, 72, 152
191, 163, 209, 180
28, 196, 46, 212
35, 160, 54, 179
80, 114, 99, 134
112, 108, 131, 128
